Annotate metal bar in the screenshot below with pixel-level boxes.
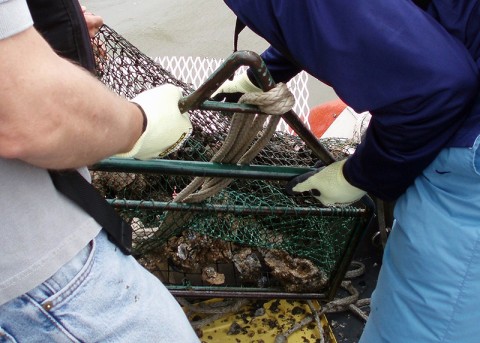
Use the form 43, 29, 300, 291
178, 51, 272, 113
325, 195, 376, 301
375, 197, 389, 249
107, 199, 368, 217
92, 158, 316, 181
199, 100, 263, 114
178, 50, 336, 165
282, 110, 336, 164
167, 287, 327, 300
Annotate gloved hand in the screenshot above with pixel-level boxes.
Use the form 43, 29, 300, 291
117, 84, 192, 160
211, 72, 262, 102
285, 159, 366, 207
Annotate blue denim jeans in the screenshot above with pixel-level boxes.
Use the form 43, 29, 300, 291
360, 135, 480, 343
0, 230, 199, 343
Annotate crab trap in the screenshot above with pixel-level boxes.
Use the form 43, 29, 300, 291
89, 25, 375, 302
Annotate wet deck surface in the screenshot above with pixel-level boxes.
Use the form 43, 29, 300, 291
328, 217, 384, 343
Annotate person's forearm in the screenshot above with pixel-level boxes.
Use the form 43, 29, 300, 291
0, 27, 143, 169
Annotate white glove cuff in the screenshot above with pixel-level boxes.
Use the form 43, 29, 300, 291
115, 130, 147, 159
237, 72, 262, 93
326, 159, 366, 206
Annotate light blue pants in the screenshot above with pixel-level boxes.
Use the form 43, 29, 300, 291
0, 230, 199, 343
360, 135, 480, 343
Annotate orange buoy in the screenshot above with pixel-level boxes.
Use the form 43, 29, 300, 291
308, 99, 347, 138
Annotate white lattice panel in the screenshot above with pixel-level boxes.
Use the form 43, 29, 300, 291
154, 56, 310, 133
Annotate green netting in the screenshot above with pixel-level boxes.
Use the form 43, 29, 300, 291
89, 25, 373, 297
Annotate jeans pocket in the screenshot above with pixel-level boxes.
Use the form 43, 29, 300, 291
31, 240, 96, 312
0, 327, 17, 343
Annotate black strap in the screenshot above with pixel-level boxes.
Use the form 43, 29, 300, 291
26, 0, 96, 73
233, 18, 246, 53
49, 170, 132, 255
27, 0, 133, 254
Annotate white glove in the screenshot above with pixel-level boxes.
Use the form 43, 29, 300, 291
211, 72, 262, 99
117, 84, 192, 160
286, 159, 366, 207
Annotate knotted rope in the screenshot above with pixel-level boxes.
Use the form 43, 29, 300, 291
154, 83, 295, 241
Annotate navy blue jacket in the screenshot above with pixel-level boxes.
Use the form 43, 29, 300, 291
224, 0, 480, 200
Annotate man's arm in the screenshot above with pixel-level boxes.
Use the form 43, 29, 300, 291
0, 27, 144, 169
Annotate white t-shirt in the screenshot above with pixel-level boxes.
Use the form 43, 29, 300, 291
0, 0, 101, 305
0, 0, 33, 38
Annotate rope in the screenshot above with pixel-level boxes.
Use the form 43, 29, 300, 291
274, 261, 370, 341
308, 299, 326, 343
321, 261, 370, 322
240, 84, 295, 115
178, 297, 250, 329
153, 83, 294, 240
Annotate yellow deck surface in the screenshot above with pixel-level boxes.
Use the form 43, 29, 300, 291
184, 299, 337, 343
